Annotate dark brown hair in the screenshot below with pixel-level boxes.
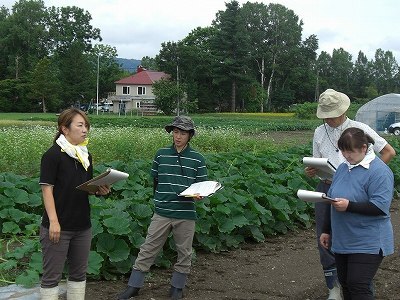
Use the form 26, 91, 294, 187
53, 108, 90, 143
338, 127, 374, 151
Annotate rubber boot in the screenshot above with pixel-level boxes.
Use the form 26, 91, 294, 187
40, 286, 59, 300
170, 271, 187, 300
67, 280, 86, 300
118, 269, 145, 299
324, 268, 342, 300
118, 287, 140, 299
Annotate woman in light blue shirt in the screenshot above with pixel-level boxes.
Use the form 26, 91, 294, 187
320, 127, 394, 300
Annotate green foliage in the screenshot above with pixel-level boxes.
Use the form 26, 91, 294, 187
0, 146, 320, 285
2, 113, 399, 286
0, 114, 319, 176
293, 102, 362, 120
153, 78, 183, 115
293, 102, 318, 119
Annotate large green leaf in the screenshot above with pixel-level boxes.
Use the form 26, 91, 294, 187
249, 225, 265, 242
103, 216, 131, 235
87, 251, 104, 275
217, 216, 235, 233
91, 218, 104, 237
131, 203, 153, 219
28, 252, 43, 273
15, 269, 40, 288
0, 259, 17, 271
2, 221, 21, 234
96, 233, 130, 262
4, 188, 29, 204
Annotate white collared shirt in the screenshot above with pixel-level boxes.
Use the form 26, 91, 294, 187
313, 118, 387, 170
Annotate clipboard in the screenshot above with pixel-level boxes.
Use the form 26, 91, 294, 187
179, 181, 222, 197
303, 157, 336, 180
76, 168, 129, 193
297, 189, 337, 203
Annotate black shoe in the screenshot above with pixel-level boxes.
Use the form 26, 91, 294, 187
118, 286, 140, 299
170, 286, 183, 300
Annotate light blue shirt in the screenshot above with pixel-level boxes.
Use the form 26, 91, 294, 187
328, 157, 394, 256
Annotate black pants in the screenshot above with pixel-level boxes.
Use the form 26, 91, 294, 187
335, 252, 383, 300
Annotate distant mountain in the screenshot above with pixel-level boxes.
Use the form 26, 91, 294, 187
115, 58, 141, 73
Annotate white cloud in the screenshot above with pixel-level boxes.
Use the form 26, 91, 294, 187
2, 0, 400, 61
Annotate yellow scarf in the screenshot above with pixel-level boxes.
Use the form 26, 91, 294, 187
56, 134, 90, 170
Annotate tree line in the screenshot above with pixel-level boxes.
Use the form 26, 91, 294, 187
0, 0, 126, 112
1, 0, 399, 113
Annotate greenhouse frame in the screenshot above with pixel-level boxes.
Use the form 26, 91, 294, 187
355, 93, 400, 132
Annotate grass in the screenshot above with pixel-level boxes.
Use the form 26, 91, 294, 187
0, 113, 316, 176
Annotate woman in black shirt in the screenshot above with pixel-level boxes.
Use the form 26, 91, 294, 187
39, 108, 109, 300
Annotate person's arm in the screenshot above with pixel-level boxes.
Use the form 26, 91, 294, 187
321, 204, 331, 234
41, 185, 61, 243
379, 143, 396, 164
347, 201, 386, 216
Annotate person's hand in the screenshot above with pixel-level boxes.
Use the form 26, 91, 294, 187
331, 198, 349, 212
320, 233, 331, 249
96, 185, 111, 196
192, 194, 203, 201
49, 220, 61, 243
304, 167, 317, 178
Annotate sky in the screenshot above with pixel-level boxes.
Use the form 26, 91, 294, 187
3, 0, 400, 61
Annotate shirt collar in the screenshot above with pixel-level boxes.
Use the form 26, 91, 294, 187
344, 144, 375, 170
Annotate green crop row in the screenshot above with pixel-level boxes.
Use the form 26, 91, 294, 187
0, 146, 320, 286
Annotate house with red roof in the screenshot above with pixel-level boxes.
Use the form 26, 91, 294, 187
107, 66, 169, 115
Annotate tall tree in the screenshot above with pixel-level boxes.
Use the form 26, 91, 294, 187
242, 3, 304, 110
3, 0, 48, 79
265, 3, 308, 110
155, 41, 180, 80
92, 44, 123, 99
350, 51, 371, 99
316, 51, 332, 97
211, 0, 250, 112
330, 48, 353, 94
241, 1, 269, 111
179, 26, 217, 111
286, 34, 319, 104
47, 5, 102, 108
0, 6, 11, 80
141, 56, 158, 71
56, 42, 93, 107
46, 5, 101, 54
29, 57, 61, 112
371, 48, 399, 94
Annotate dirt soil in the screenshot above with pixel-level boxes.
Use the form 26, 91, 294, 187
84, 199, 400, 300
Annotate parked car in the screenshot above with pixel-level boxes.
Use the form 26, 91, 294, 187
388, 122, 400, 135
101, 103, 113, 112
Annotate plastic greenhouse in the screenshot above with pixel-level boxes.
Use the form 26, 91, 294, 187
355, 93, 400, 132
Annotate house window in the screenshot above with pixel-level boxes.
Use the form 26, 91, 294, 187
136, 102, 140, 108
122, 86, 130, 95
138, 86, 146, 95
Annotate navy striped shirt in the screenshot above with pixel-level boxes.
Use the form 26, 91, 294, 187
151, 144, 207, 220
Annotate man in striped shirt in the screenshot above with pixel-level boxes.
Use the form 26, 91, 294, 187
118, 116, 207, 300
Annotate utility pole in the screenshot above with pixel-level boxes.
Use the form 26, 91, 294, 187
96, 54, 100, 115
176, 63, 180, 116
